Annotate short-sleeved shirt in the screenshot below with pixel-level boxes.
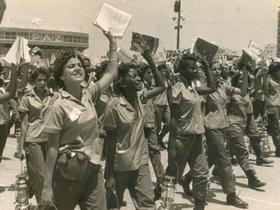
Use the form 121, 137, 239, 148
153, 81, 169, 106
228, 94, 251, 130
266, 77, 280, 113
170, 81, 205, 136
139, 87, 155, 128
18, 88, 53, 142
44, 83, 102, 165
204, 80, 234, 130
103, 95, 149, 172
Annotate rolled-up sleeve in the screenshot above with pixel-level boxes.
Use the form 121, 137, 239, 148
18, 96, 29, 113
44, 101, 64, 134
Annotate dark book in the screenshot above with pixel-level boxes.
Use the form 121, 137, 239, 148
130, 32, 159, 54
193, 38, 219, 63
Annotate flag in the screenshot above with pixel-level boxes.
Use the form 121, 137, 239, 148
4, 37, 31, 65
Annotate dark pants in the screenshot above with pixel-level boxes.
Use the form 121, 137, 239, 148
144, 127, 164, 183
24, 142, 47, 203
205, 129, 235, 194
54, 153, 106, 210
253, 99, 265, 119
227, 132, 254, 173
267, 108, 280, 149
245, 114, 263, 160
0, 124, 9, 162
114, 164, 156, 210
174, 134, 209, 201
154, 105, 170, 135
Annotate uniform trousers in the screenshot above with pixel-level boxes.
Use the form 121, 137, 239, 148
205, 128, 235, 194
174, 134, 209, 201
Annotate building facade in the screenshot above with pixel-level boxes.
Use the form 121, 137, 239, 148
0, 27, 89, 59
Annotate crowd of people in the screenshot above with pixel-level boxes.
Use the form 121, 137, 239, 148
1, 25, 280, 210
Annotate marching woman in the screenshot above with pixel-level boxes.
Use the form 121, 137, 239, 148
104, 50, 165, 210
41, 31, 118, 210
18, 67, 52, 203
167, 53, 215, 210
227, 61, 266, 189
200, 61, 247, 207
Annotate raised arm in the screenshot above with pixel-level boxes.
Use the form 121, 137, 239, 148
196, 59, 216, 95
96, 32, 118, 94
141, 51, 166, 102
240, 65, 248, 97
0, 64, 17, 104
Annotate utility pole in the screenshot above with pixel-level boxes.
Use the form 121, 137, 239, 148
173, 0, 183, 49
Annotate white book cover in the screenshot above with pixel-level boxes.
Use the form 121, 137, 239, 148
94, 3, 132, 38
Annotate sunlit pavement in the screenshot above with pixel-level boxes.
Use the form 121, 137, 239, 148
1, 136, 280, 210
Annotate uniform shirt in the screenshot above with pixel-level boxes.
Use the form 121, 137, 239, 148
204, 80, 234, 130
153, 81, 169, 106
103, 95, 149, 172
44, 83, 102, 165
139, 86, 155, 128
18, 88, 53, 142
266, 77, 280, 113
228, 94, 251, 129
170, 81, 205, 136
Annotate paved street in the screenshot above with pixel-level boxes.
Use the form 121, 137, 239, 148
1, 136, 280, 210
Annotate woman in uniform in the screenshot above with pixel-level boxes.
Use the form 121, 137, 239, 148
167, 53, 215, 210
41, 31, 118, 210
18, 67, 52, 203
104, 50, 165, 210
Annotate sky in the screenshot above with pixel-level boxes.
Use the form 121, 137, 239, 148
3, 0, 280, 58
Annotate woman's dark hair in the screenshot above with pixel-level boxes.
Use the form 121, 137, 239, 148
176, 52, 197, 74
137, 64, 150, 80
231, 72, 241, 88
113, 63, 137, 95
53, 49, 86, 88
94, 60, 109, 81
30, 67, 49, 82
268, 62, 280, 75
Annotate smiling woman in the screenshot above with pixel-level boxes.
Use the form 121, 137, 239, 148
40, 31, 119, 210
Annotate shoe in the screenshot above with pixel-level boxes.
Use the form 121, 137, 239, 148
226, 192, 249, 209
154, 186, 161, 201
256, 158, 274, 165
193, 199, 205, 210
231, 157, 238, 165
180, 175, 193, 196
211, 166, 219, 177
245, 170, 266, 189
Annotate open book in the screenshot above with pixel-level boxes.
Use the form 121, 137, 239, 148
130, 32, 159, 54
192, 38, 219, 63
94, 3, 132, 38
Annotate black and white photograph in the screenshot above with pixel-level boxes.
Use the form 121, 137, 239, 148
0, 0, 280, 209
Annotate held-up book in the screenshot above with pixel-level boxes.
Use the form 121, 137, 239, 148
94, 3, 132, 38
130, 32, 159, 54
192, 38, 219, 63
240, 48, 262, 65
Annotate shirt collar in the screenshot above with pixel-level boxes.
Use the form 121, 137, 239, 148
119, 94, 139, 112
